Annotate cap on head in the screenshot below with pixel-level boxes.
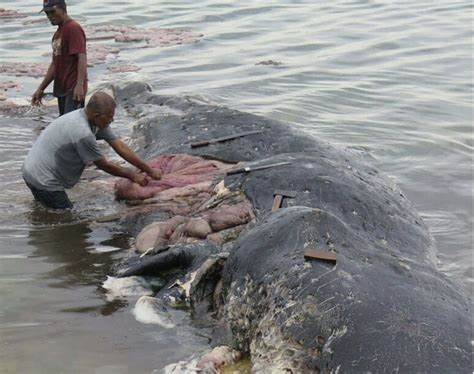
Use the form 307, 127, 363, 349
40, 0, 66, 13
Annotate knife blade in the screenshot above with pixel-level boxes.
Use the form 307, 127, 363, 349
226, 161, 292, 176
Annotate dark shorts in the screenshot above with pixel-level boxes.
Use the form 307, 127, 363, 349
57, 93, 85, 116
24, 180, 73, 210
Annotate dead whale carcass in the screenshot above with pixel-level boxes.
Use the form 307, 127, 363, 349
111, 82, 472, 373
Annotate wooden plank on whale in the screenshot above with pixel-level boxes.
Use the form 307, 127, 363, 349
304, 249, 337, 264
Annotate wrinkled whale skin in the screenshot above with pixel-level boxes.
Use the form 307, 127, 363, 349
222, 207, 470, 372
114, 82, 472, 373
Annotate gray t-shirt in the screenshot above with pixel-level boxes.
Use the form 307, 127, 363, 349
22, 108, 118, 191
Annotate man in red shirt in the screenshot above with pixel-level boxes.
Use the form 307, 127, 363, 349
32, 0, 87, 116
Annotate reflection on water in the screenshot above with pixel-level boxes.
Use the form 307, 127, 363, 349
26, 205, 131, 314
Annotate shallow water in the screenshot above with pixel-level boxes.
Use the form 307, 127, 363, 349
0, 1, 472, 372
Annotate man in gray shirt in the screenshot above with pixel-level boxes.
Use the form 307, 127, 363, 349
22, 91, 161, 209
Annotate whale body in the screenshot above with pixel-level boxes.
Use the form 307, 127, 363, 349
112, 82, 471, 373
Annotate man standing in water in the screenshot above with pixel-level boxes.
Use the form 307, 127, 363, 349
23, 92, 162, 209
31, 0, 87, 115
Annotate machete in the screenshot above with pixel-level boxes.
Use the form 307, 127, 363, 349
190, 130, 263, 148
226, 161, 291, 176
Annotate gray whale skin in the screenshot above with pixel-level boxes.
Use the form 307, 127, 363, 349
114, 82, 472, 373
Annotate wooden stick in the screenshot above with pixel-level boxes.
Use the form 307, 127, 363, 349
304, 249, 337, 264
271, 194, 283, 211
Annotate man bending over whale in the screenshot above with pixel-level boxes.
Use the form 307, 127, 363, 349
22, 92, 162, 209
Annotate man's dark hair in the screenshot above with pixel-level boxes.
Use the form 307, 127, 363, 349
87, 92, 116, 114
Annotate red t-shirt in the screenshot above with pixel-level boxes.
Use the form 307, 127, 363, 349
51, 19, 87, 97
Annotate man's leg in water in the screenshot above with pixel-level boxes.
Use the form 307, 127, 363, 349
25, 181, 73, 209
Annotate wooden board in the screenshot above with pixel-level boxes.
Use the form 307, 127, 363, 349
304, 249, 337, 264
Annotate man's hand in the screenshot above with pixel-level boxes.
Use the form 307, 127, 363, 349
73, 84, 85, 103
147, 168, 162, 180
31, 89, 44, 106
130, 172, 148, 186
95, 158, 150, 186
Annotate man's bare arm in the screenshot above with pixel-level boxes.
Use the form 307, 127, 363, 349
109, 138, 162, 180
73, 53, 87, 102
32, 62, 55, 106
93, 157, 147, 185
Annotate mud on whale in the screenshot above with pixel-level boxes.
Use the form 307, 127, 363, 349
104, 82, 471, 373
